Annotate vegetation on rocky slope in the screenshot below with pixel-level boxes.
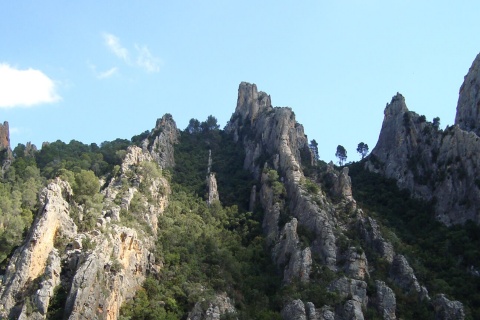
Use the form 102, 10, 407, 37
348, 160, 480, 319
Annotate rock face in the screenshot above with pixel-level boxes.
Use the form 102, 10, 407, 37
226, 82, 338, 274
187, 292, 236, 320
455, 53, 480, 136
433, 294, 465, 320
0, 121, 10, 151
144, 113, 179, 169
0, 179, 75, 319
375, 280, 396, 320
389, 255, 429, 300
0, 145, 169, 319
367, 90, 480, 225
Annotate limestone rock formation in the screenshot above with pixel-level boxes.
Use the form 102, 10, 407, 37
187, 292, 237, 320
455, 52, 480, 136
375, 280, 396, 320
433, 294, 465, 320
0, 179, 76, 319
389, 254, 429, 300
226, 82, 337, 276
0, 145, 168, 319
144, 113, 179, 169
367, 90, 480, 225
206, 173, 220, 204
0, 121, 10, 151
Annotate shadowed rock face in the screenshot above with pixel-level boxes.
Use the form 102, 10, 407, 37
456, 53, 480, 136
367, 55, 480, 225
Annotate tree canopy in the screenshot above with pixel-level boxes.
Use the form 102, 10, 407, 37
356, 142, 369, 159
335, 145, 347, 166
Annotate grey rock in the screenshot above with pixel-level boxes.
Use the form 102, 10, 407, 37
367, 72, 480, 225
188, 292, 237, 320
336, 300, 364, 320
227, 82, 338, 279
328, 277, 368, 308
357, 216, 394, 263
343, 247, 369, 280
273, 218, 312, 283
147, 113, 179, 169
455, 52, 480, 136
0, 121, 10, 152
389, 255, 429, 300
433, 294, 465, 320
206, 172, 220, 204
375, 280, 396, 320
281, 299, 307, 320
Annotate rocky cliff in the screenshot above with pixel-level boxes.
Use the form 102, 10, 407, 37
367, 58, 480, 225
225, 82, 462, 320
143, 113, 179, 169
0, 121, 9, 151
455, 53, 480, 136
0, 142, 169, 318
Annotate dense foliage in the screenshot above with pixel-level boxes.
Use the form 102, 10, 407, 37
349, 160, 480, 319
121, 123, 284, 319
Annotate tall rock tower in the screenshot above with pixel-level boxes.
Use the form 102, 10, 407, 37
455, 53, 480, 136
0, 121, 10, 151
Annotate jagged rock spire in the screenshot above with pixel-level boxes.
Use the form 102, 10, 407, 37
455, 52, 480, 136
206, 149, 219, 205
0, 121, 10, 151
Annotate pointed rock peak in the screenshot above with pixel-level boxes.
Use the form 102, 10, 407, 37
455, 52, 480, 136
384, 93, 408, 118
155, 113, 177, 130
0, 121, 10, 151
235, 82, 272, 123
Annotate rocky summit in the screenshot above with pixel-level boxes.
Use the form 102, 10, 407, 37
2, 54, 480, 319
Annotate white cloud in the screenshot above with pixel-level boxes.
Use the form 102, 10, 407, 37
103, 33, 129, 62
102, 32, 161, 73
0, 64, 61, 108
135, 45, 161, 73
98, 67, 118, 79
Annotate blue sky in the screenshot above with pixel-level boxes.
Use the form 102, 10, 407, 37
1, 1, 479, 163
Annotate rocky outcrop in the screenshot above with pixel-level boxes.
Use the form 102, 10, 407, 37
367, 91, 480, 225
226, 82, 337, 276
206, 173, 220, 205
375, 280, 396, 320
0, 179, 76, 319
433, 294, 465, 320
281, 299, 307, 320
328, 277, 368, 309
455, 53, 480, 136
187, 292, 236, 320
357, 215, 394, 263
389, 255, 429, 300
0, 121, 10, 151
144, 113, 179, 169
0, 145, 168, 319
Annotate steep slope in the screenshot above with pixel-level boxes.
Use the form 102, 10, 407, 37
456, 52, 480, 135
0, 118, 175, 319
225, 82, 463, 319
367, 53, 480, 225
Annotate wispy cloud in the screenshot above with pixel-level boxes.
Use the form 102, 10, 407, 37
88, 62, 118, 79
103, 33, 129, 62
98, 67, 119, 79
135, 45, 161, 73
102, 32, 161, 73
0, 63, 61, 108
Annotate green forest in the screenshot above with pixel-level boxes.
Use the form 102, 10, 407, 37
1, 115, 479, 319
